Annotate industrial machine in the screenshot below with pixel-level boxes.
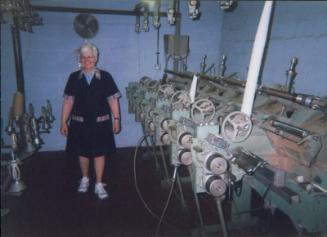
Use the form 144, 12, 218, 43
126, 5, 327, 231
1, 92, 54, 200
127, 50, 327, 235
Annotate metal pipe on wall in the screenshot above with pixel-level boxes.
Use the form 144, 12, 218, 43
32, 5, 168, 17
173, 0, 181, 73
11, 22, 26, 110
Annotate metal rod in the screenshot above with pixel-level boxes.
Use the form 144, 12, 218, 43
165, 69, 241, 86
285, 57, 298, 93
159, 145, 170, 179
216, 198, 228, 237
164, 69, 327, 110
11, 24, 25, 97
159, 145, 187, 210
32, 5, 168, 17
176, 172, 187, 209
155, 26, 161, 69
149, 136, 160, 170
187, 166, 205, 230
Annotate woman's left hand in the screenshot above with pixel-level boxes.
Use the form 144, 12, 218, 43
113, 119, 121, 134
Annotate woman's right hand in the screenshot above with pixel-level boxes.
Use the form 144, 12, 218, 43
60, 122, 68, 137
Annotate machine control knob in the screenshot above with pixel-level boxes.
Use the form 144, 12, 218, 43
161, 118, 170, 131
178, 149, 193, 166
178, 132, 192, 149
160, 132, 170, 145
205, 152, 228, 175
205, 175, 227, 197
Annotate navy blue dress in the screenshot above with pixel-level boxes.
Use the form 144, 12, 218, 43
64, 69, 120, 158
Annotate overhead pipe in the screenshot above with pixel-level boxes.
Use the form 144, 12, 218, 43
32, 5, 168, 17
241, 1, 274, 116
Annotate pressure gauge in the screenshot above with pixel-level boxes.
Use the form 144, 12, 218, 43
204, 152, 228, 175
178, 132, 192, 149
177, 149, 193, 166
205, 175, 227, 197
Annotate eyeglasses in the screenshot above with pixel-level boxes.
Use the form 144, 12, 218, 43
80, 56, 95, 60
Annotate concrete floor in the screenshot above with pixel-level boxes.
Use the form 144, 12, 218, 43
1, 148, 298, 237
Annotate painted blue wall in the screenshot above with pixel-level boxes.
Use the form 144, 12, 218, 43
3, 1, 325, 152
220, 1, 327, 96
1, 0, 222, 151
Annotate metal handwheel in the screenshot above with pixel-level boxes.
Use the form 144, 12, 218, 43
221, 111, 252, 143
191, 98, 215, 124
171, 90, 191, 110
157, 84, 175, 99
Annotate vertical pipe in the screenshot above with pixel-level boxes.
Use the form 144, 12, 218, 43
241, 1, 274, 116
11, 23, 25, 96
173, 0, 181, 73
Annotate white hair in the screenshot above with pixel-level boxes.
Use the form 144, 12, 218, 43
79, 43, 99, 61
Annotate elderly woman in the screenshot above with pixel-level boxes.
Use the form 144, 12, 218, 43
60, 43, 121, 200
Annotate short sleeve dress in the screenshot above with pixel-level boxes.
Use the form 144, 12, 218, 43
63, 69, 120, 158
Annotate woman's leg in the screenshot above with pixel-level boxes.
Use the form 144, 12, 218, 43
94, 155, 105, 183
94, 155, 108, 199
79, 156, 90, 177
78, 156, 90, 192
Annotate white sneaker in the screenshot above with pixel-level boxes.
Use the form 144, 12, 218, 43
94, 182, 108, 200
77, 177, 89, 193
